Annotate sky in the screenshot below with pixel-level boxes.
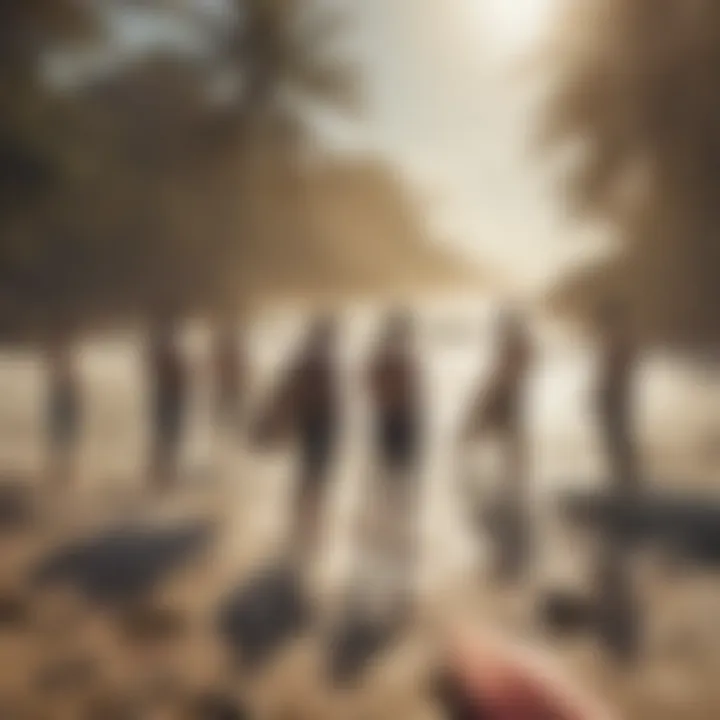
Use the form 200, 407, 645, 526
50, 0, 606, 296
342, 0, 606, 294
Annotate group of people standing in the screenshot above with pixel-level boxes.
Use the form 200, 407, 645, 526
44, 302, 640, 596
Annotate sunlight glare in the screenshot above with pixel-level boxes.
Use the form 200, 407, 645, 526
477, 0, 556, 58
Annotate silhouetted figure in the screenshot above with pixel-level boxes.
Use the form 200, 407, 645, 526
463, 308, 533, 582
148, 319, 187, 491
212, 322, 245, 433
46, 333, 81, 486
361, 311, 423, 609
595, 301, 639, 494
592, 300, 642, 663
369, 312, 422, 475
262, 315, 341, 566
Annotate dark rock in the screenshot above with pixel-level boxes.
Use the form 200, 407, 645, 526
326, 606, 404, 686
32, 520, 216, 605
216, 563, 311, 673
559, 488, 720, 567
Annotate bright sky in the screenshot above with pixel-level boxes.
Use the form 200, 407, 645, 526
340, 0, 600, 295
481, 0, 557, 58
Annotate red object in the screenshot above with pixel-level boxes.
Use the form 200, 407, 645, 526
442, 628, 612, 720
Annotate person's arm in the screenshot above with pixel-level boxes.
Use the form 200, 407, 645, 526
436, 628, 613, 720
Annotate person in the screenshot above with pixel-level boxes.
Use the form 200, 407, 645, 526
212, 322, 245, 434
46, 331, 81, 486
594, 300, 639, 494
362, 310, 423, 609
369, 311, 422, 476
258, 315, 341, 567
462, 307, 534, 582
592, 299, 642, 662
148, 317, 187, 492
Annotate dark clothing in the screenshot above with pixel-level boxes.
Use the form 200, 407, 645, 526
596, 341, 633, 424
154, 393, 184, 449
214, 338, 243, 424
48, 377, 80, 447
601, 415, 637, 493
370, 352, 418, 416
282, 353, 340, 497
471, 330, 531, 436
291, 356, 337, 425
476, 383, 521, 435
273, 346, 340, 565
369, 351, 421, 473
466, 326, 533, 583
376, 411, 419, 472
596, 337, 638, 491
298, 410, 336, 483
151, 343, 186, 450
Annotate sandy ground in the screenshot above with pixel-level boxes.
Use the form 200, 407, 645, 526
1, 304, 720, 718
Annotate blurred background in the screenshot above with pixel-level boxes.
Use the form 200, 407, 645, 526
2, 1, 720, 718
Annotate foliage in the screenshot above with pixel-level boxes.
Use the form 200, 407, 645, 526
544, 0, 720, 347
0, 0, 357, 340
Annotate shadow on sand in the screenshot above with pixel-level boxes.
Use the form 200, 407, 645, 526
31, 518, 216, 605
216, 562, 311, 673
560, 488, 720, 566
325, 605, 406, 686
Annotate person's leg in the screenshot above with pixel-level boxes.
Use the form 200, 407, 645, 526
292, 433, 331, 570
605, 413, 639, 495
494, 423, 530, 583
152, 403, 179, 492
595, 534, 641, 662
50, 439, 72, 487
385, 420, 421, 614
355, 460, 416, 619
616, 421, 639, 496
48, 406, 78, 488
296, 483, 322, 566
597, 416, 642, 661
152, 439, 171, 492
394, 465, 420, 615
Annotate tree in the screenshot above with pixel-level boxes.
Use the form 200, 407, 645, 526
66, 0, 357, 317
543, 0, 720, 348
0, 0, 100, 339
0, 0, 357, 338
191, 0, 359, 312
